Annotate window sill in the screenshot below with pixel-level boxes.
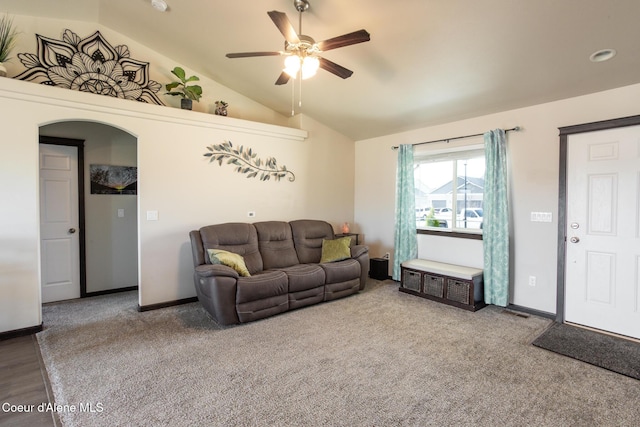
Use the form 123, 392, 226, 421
417, 228, 483, 240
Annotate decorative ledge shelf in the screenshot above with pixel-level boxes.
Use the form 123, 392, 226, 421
0, 77, 308, 142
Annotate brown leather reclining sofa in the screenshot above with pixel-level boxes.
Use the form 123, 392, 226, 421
189, 219, 369, 325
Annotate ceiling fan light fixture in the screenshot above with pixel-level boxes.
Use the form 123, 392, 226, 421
225, 0, 370, 87
284, 55, 301, 77
301, 56, 319, 79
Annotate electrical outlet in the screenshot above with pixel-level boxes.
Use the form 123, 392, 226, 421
383, 252, 390, 259
528, 276, 536, 287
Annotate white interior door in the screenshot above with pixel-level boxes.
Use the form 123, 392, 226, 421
565, 125, 640, 339
40, 144, 81, 303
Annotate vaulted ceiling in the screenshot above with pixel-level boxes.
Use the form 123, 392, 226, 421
3, 0, 640, 140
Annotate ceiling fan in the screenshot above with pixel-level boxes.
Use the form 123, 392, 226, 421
226, 0, 370, 85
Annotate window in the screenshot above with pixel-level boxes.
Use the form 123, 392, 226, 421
414, 146, 484, 234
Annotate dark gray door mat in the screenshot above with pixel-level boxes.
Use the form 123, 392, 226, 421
532, 322, 640, 380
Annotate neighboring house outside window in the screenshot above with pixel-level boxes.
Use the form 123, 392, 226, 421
414, 145, 484, 234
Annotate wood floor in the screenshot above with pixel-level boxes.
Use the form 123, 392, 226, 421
0, 335, 56, 427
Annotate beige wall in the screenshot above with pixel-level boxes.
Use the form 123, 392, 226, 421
355, 82, 640, 314
0, 75, 355, 333
0, 15, 358, 333
4, 10, 640, 332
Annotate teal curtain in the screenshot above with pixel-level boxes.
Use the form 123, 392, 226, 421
393, 144, 418, 281
483, 129, 509, 306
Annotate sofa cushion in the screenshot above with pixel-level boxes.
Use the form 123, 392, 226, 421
277, 264, 326, 292
236, 270, 288, 304
321, 258, 361, 284
199, 223, 263, 274
325, 278, 361, 301
207, 249, 251, 277
290, 219, 334, 264
235, 270, 289, 323
278, 264, 325, 310
320, 236, 352, 263
254, 221, 300, 269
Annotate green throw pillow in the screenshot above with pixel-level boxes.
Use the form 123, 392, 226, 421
320, 236, 352, 263
207, 249, 251, 277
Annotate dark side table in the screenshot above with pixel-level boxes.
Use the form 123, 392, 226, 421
369, 258, 389, 280
335, 233, 359, 245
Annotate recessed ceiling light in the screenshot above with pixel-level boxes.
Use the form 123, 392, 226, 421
589, 49, 616, 63
151, 0, 168, 12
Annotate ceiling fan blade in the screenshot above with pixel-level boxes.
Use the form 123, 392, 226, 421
317, 29, 370, 52
267, 11, 300, 45
226, 51, 282, 58
318, 57, 354, 79
275, 72, 291, 86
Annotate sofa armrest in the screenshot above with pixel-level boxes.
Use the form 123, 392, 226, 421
194, 274, 240, 325
190, 230, 206, 268
195, 264, 240, 279
350, 245, 370, 291
350, 244, 368, 259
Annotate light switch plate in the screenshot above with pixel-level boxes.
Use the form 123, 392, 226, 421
146, 210, 159, 221
530, 212, 552, 222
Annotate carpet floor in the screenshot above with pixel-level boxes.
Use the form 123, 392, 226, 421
37, 281, 640, 426
532, 322, 640, 380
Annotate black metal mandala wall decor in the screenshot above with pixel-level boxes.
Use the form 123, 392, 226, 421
15, 29, 164, 105
204, 141, 296, 182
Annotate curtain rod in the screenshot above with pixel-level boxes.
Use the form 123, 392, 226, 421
391, 126, 521, 150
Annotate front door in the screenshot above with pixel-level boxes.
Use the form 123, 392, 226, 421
565, 125, 640, 339
39, 143, 81, 303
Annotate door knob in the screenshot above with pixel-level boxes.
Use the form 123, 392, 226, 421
570, 236, 579, 243
68, 228, 76, 234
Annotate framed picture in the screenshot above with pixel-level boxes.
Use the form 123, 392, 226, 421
90, 164, 137, 195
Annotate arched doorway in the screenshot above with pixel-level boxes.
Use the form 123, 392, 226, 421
39, 121, 138, 301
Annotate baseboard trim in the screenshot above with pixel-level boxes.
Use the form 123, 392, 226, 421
138, 297, 198, 312
507, 303, 555, 320
84, 286, 138, 298
0, 324, 43, 341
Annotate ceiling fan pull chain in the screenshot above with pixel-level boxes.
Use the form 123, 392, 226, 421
291, 78, 295, 116
299, 73, 303, 108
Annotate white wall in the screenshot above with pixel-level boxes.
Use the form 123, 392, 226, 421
41, 122, 139, 293
0, 75, 356, 333
355, 83, 640, 314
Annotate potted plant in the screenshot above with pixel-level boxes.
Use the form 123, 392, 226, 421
165, 66, 202, 110
0, 14, 19, 77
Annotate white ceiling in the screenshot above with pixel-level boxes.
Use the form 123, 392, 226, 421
3, 0, 640, 140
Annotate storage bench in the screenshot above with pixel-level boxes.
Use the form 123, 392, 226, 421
400, 259, 485, 311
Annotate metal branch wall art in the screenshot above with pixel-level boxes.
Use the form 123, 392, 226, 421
204, 141, 296, 182
16, 29, 164, 105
